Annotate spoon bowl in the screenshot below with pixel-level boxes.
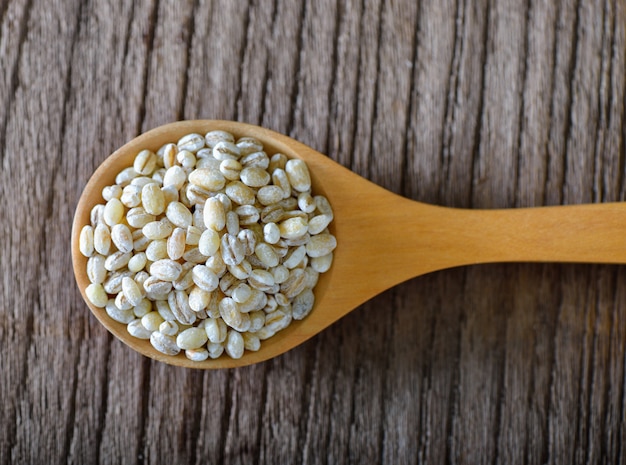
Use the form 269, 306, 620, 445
72, 120, 626, 368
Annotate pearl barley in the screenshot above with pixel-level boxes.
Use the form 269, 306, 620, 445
79, 130, 335, 361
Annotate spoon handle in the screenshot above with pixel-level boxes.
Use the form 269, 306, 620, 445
333, 196, 626, 311
434, 202, 626, 266
386, 201, 626, 282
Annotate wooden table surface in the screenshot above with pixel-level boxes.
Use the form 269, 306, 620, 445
1, 0, 625, 463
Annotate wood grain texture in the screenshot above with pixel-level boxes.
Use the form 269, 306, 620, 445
1, 0, 625, 463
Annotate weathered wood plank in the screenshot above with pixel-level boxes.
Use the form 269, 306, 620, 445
184, 0, 250, 122
367, 0, 419, 193
437, 0, 489, 209
1, 0, 85, 462
405, 0, 457, 204
516, 0, 558, 208
54, 1, 158, 464
141, 0, 196, 129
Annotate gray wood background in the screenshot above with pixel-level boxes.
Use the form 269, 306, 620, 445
1, 0, 625, 463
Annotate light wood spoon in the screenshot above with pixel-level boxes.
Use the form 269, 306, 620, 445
72, 120, 626, 369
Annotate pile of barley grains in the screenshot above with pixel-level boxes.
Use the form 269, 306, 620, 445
79, 130, 336, 361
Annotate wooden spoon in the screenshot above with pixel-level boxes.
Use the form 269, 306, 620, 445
72, 120, 626, 369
